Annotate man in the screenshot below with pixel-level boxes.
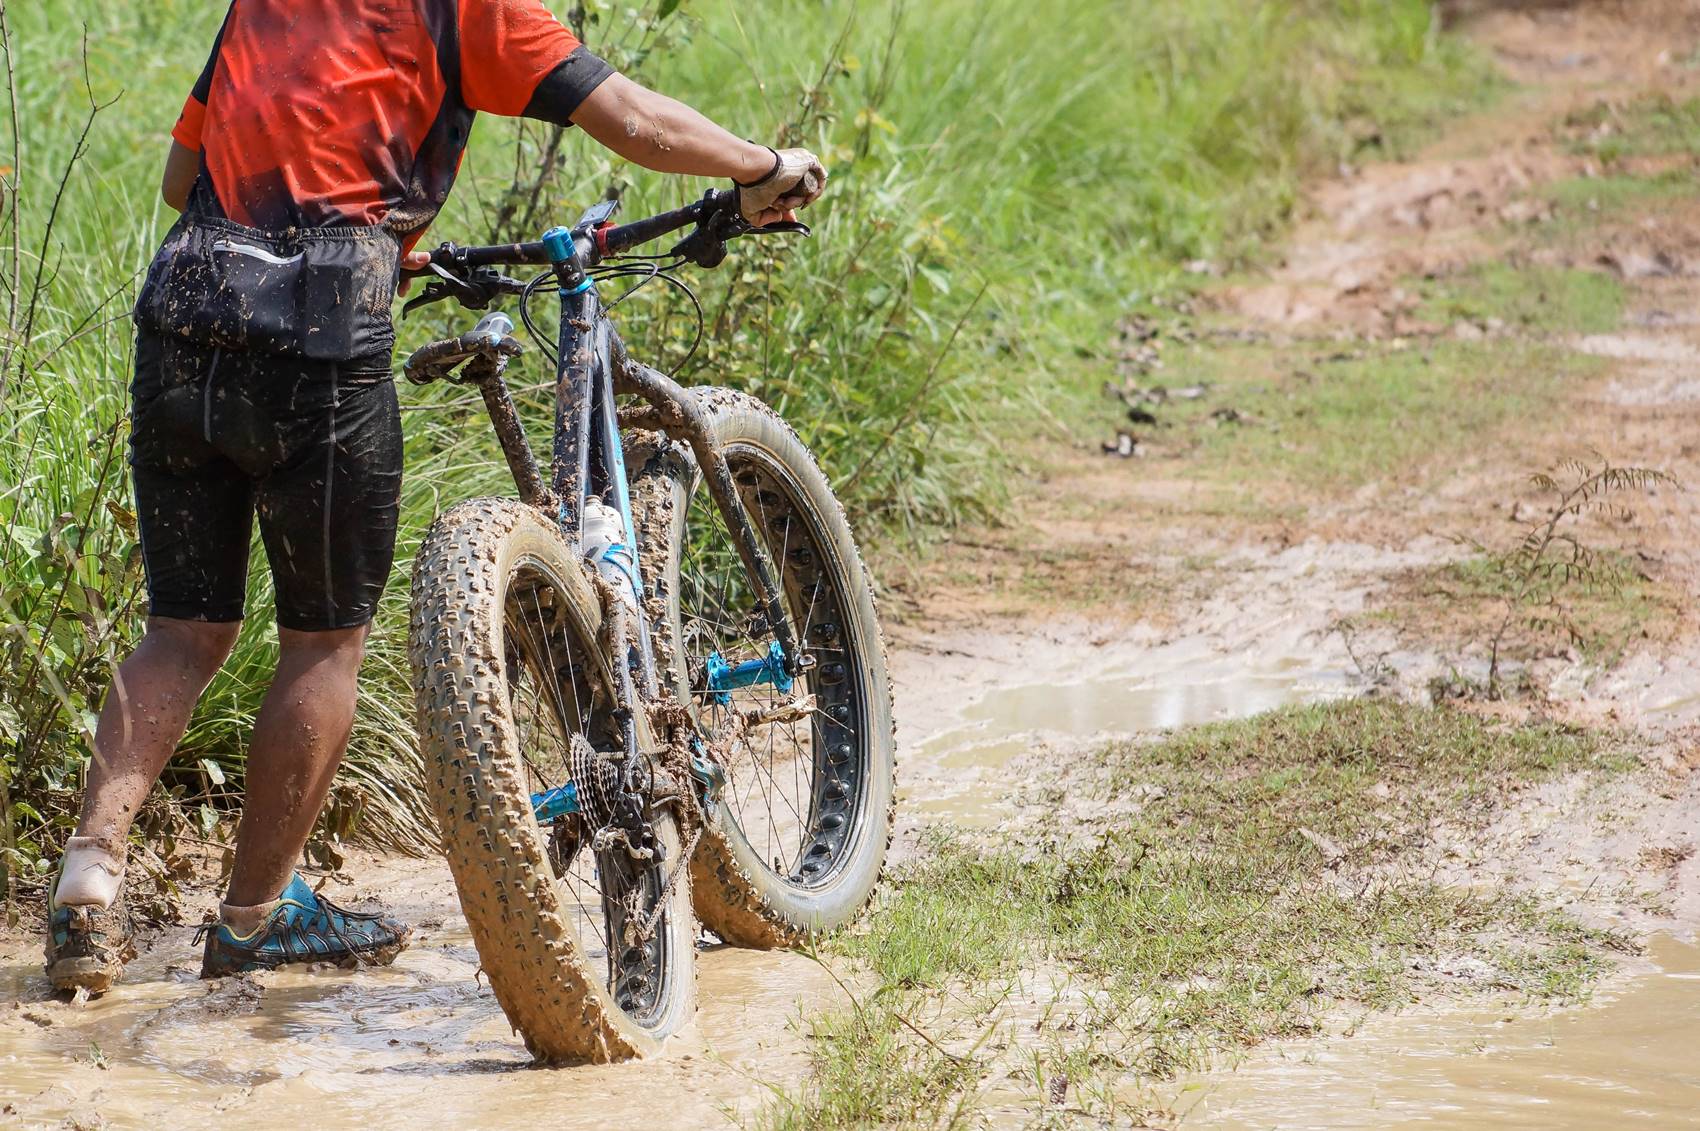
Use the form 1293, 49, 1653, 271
46, 0, 825, 994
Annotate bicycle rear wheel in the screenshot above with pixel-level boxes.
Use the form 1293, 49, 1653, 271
410, 498, 695, 1062
630, 389, 894, 947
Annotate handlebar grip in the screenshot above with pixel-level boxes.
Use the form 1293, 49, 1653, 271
710, 187, 741, 215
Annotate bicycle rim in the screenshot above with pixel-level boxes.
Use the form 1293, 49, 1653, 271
675, 442, 877, 896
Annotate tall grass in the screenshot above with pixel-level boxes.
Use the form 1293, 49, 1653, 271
0, 0, 1491, 891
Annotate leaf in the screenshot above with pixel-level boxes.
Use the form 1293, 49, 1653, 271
103, 500, 137, 538
199, 758, 226, 787
656, 0, 681, 17
854, 107, 900, 136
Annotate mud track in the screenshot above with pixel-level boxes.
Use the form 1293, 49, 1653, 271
6, 3, 1700, 1127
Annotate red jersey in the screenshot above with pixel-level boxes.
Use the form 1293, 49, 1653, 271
171, 0, 614, 246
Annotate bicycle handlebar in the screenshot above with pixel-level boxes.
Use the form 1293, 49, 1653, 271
405, 188, 746, 277
400, 187, 808, 321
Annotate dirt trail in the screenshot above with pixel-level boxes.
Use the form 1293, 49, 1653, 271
7, 3, 1700, 1127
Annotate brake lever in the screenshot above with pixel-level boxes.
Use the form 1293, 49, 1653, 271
667, 212, 812, 269
401, 279, 453, 318
400, 264, 525, 318
747, 220, 811, 237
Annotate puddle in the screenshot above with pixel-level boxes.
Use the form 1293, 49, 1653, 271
906, 656, 1353, 825
1576, 332, 1700, 366
1170, 936, 1700, 1129
0, 863, 842, 1129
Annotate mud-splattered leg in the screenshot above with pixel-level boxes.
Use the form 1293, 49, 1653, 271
225, 624, 369, 906
74, 616, 242, 855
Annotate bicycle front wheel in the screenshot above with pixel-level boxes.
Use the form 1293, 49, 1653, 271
409, 497, 695, 1062
630, 389, 894, 947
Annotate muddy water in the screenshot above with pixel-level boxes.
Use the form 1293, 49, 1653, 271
1172, 936, 1700, 1129
0, 865, 842, 1130
906, 655, 1353, 826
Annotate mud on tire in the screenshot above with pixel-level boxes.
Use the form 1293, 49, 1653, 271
409, 497, 695, 1062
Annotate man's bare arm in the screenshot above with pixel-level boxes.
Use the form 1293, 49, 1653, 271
568, 75, 827, 226
162, 141, 197, 212
568, 74, 772, 181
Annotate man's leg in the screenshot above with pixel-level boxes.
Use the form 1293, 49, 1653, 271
224, 624, 369, 908
48, 616, 239, 992
65, 617, 240, 879
197, 357, 408, 969
200, 621, 408, 975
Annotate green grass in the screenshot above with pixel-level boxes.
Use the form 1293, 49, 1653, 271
755, 701, 1635, 1128
1102, 252, 1624, 502
1381, 549, 1679, 673
1545, 168, 1697, 220
1413, 263, 1623, 335
1563, 93, 1700, 162
0, 0, 1498, 885
1147, 338, 1605, 495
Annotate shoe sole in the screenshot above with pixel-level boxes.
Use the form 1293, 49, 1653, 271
47, 955, 119, 995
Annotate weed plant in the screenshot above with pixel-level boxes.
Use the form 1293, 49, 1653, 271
0, 0, 1493, 889
1473, 458, 1678, 694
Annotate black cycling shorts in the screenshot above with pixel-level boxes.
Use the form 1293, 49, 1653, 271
129, 329, 402, 631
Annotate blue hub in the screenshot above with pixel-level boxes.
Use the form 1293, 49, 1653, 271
531, 781, 581, 822
704, 641, 794, 706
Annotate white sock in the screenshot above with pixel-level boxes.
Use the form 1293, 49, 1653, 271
219, 899, 281, 936
53, 838, 125, 909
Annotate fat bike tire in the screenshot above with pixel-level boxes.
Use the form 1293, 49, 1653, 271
409, 497, 696, 1062
628, 389, 895, 948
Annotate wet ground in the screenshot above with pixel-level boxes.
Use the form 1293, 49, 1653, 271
1172, 937, 1700, 1128
0, 636, 1354, 1129
909, 654, 1352, 826
0, 874, 842, 1129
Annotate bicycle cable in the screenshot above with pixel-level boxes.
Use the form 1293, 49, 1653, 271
406, 250, 710, 413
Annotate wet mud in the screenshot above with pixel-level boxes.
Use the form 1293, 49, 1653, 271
0, 615, 1363, 1129
1172, 936, 1700, 1129
0, 864, 842, 1129
906, 653, 1352, 827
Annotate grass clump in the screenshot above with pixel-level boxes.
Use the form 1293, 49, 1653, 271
1414, 263, 1623, 335
0, 0, 1496, 883
1410, 552, 1674, 664
1161, 339, 1604, 495
1561, 93, 1700, 162
756, 700, 1633, 1129
1544, 168, 1697, 221
1378, 458, 1683, 691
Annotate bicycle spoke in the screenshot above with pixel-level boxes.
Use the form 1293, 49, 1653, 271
669, 445, 872, 894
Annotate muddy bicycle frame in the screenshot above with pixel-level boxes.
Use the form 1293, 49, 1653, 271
403, 190, 805, 777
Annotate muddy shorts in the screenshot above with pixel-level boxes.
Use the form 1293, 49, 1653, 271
129, 328, 402, 631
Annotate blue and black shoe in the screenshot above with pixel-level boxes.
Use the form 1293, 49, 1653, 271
197, 873, 410, 978
45, 885, 136, 995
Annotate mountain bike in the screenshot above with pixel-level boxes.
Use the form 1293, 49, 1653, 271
401, 190, 893, 1063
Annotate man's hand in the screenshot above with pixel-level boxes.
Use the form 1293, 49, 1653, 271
398, 250, 432, 297
735, 148, 827, 227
